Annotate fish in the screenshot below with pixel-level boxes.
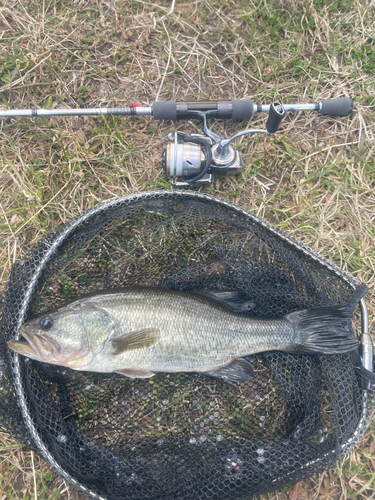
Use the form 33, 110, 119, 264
7, 284, 368, 382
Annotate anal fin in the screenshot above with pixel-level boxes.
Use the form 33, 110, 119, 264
204, 358, 254, 382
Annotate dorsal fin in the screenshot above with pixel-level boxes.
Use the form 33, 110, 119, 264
195, 290, 256, 313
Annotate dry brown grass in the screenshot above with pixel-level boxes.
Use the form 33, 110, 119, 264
0, 0, 374, 498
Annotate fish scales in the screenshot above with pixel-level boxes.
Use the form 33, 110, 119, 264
86, 289, 292, 373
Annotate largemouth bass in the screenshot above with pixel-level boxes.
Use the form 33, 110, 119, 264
8, 284, 367, 381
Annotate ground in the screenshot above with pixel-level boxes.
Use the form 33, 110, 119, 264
0, 0, 374, 499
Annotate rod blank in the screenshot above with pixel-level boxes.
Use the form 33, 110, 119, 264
0, 107, 152, 118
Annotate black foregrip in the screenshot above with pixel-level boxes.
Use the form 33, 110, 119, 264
266, 102, 285, 134
152, 101, 177, 120
231, 100, 253, 120
319, 97, 353, 116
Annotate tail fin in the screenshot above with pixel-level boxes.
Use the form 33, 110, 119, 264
286, 284, 368, 355
345, 283, 368, 315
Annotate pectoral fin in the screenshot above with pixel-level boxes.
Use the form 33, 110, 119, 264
204, 358, 254, 382
114, 368, 156, 378
109, 328, 160, 354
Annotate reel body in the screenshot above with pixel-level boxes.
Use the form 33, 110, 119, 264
161, 132, 244, 187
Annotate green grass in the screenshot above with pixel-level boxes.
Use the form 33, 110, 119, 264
0, 0, 374, 498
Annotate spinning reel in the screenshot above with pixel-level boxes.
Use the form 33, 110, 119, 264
161, 101, 287, 187
0, 96, 353, 187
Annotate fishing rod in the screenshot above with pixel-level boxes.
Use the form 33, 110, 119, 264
0, 97, 353, 187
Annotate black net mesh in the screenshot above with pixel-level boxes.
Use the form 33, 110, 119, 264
0, 190, 373, 500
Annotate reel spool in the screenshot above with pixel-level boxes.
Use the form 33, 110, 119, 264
162, 140, 204, 179
161, 134, 212, 184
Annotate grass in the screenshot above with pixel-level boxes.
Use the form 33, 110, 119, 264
0, 0, 374, 498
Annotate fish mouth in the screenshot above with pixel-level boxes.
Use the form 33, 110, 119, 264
8, 330, 41, 360
7, 326, 60, 361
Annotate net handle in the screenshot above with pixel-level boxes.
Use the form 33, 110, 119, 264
359, 298, 373, 373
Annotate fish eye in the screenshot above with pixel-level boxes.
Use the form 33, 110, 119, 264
40, 316, 54, 331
